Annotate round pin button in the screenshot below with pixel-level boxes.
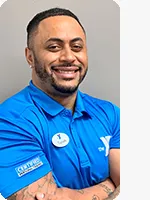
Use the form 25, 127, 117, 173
52, 133, 70, 147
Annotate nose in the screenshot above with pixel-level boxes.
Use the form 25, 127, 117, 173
59, 47, 76, 63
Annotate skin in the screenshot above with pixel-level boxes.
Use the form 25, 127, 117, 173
104, 185, 120, 200
25, 16, 88, 111
7, 15, 120, 200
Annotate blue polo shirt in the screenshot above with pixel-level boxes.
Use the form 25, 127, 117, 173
0, 81, 120, 198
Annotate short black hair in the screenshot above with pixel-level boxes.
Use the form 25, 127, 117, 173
26, 7, 86, 49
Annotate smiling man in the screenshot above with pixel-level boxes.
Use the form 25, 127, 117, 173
0, 7, 120, 200
26, 13, 88, 110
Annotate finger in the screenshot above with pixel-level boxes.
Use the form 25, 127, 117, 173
35, 192, 45, 200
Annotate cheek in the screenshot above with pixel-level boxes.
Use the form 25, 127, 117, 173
46, 53, 60, 66
77, 52, 88, 67
41, 53, 58, 72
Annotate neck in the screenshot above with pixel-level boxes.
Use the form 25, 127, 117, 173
51, 93, 77, 112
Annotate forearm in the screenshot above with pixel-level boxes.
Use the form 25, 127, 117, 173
8, 173, 115, 200
61, 178, 115, 200
104, 185, 120, 200
7, 173, 57, 200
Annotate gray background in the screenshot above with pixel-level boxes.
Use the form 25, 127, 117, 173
0, 0, 120, 106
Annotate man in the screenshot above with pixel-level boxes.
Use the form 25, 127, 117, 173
0, 7, 120, 200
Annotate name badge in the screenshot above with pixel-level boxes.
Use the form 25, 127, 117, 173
52, 133, 69, 147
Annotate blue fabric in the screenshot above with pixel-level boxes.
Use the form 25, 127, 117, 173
0, 81, 120, 198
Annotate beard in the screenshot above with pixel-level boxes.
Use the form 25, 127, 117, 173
33, 55, 88, 94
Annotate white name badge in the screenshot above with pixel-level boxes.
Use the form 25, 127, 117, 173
52, 133, 69, 147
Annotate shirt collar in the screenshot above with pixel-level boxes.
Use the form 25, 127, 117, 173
28, 81, 65, 116
28, 80, 91, 118
75, 91, 91, 118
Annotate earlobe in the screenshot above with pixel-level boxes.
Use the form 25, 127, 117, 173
25, 47, 34, 67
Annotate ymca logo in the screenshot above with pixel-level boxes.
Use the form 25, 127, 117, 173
98, 136, 112, 156
57, 134, 61, 140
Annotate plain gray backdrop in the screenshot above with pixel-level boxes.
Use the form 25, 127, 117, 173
0, 0, 120, 106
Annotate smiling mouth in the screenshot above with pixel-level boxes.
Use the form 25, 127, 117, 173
51, 65, 81, 74
54, 69, 79, 73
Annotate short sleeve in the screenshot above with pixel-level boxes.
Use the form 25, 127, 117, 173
0, 117, 51, 198
109, 104, 120, 149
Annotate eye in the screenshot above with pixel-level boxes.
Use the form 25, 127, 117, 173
71, 44, 83, 52
47, 45, 61, 52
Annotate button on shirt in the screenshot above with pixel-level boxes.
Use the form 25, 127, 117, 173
0, 81, 120, 198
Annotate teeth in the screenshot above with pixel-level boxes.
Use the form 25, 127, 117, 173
58, 70, 75, 74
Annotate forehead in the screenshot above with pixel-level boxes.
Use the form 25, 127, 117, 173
36, 16, 86, 42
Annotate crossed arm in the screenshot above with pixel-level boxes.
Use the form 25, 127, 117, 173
7, 173, 115, 200
7, 149, 120, 200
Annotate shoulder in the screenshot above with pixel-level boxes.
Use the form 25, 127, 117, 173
80, 92, 120, 127
0, 86, 37, 118
0, 87, 47, 142
81, 92, 120, 113
0, 87, 45, 132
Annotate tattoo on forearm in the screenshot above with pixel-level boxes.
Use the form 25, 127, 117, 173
49, 176, 55, 184
92, 194, 100, 200
7, 173, 56, 200
77, 182, 113, 199
98, 183, 113, 195
77, 189, 84, 194
105, 185, 120, 200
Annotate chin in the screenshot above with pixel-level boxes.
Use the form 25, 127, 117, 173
50, 77, 81, 94
52, 84, 79, 94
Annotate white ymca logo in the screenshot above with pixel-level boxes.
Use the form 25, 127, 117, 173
99, 136, 112, 156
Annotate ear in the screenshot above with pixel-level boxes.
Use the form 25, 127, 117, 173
25, 47, 34, 67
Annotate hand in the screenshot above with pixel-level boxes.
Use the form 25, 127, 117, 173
35, 192, 72, 200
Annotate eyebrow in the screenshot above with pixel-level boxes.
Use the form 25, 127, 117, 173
45, 37, 84, 44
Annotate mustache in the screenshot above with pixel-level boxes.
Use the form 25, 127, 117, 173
51, 63, 82, 69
